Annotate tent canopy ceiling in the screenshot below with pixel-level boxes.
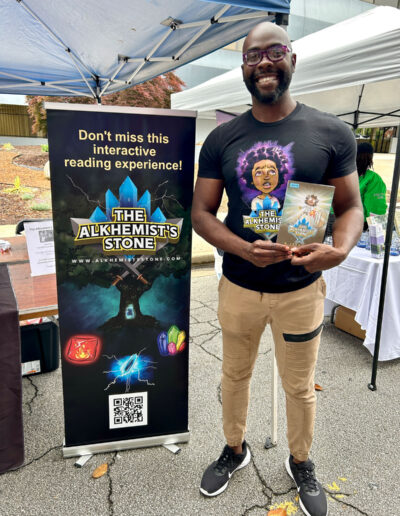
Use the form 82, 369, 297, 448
171, 6, 400, 128
0, 0, 290, 99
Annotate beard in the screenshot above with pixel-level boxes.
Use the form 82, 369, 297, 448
244, 68, 291, 104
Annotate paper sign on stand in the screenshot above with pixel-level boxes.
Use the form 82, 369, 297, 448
24, 220, 55, 276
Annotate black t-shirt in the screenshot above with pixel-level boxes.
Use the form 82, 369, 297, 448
198, 103, 356, 293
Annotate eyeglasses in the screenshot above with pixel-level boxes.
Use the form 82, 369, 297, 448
242, 45, 291, 66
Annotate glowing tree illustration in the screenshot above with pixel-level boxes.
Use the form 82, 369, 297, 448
54, 176, 190, 330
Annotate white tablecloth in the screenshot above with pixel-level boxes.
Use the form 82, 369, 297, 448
323, 246, 400, 361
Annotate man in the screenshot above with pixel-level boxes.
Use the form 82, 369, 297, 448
191, 21, 363, 516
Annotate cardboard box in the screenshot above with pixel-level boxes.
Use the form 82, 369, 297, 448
334, 306, 366, 340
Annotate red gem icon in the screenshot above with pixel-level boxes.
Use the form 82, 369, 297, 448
65, 335, 101, 365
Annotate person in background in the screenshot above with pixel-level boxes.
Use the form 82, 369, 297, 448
357, 142, 387, 227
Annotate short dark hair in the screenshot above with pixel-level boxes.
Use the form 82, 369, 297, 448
356, 142, 373, 176
357, 142, 374, 155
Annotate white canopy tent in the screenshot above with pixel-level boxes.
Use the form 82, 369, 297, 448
172, 5, 400, 388
171, 6, 400, 129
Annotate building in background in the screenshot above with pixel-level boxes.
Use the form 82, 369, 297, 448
175, 0, 376, 89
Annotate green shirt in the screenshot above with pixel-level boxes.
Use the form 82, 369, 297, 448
359, 168, 387, 221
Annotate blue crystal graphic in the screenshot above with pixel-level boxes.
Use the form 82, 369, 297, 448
89, 178, 168, 262
150, 207, 166, 223
106, 189, 119, 220
251, 195, 282, 217
157, 331, 169, 356
294, 218, 313, 230
137, 190, 151, 218
89, 206, 108, 223
119, 177, 137, 207
248, 195, 283, 240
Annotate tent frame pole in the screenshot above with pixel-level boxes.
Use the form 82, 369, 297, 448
178, 11, 273, 28
100, 58, 128, 97
368, 135, 400, 390
16, 0, 96, 96
173, 5, 230, 60
0, 71, 92, 97
126, 26, 177, 84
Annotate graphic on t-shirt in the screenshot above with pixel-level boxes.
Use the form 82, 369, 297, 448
277, 181, 335, 246
237, 141, 294, 239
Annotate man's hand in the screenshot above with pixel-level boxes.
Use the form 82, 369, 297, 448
291, 243, 347, 272
243, 239, 292, 267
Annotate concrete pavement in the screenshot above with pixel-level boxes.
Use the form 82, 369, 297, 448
1, 143, 399, 514
0, 270, 399, 515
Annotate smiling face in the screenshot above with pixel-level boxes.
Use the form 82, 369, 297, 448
242, 22, 296, 105
305, 195, 318, 206
251, 159, 279, 196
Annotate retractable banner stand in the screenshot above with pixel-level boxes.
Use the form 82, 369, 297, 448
46, 104, 196, 456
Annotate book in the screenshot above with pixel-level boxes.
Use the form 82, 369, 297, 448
277, 180, 335, 246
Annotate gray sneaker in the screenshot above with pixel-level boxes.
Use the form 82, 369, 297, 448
200, 441, 251, 497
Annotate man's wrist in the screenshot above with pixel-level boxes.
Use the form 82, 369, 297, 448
239, 241, 252, 261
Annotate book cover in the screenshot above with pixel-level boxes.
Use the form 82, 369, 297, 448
277, 180, 335, 246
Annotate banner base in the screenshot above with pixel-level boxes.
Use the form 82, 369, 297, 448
63, 431, 190, 458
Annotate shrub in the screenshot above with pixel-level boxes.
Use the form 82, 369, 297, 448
21, 193, 34, 201
30, 203, 51, 211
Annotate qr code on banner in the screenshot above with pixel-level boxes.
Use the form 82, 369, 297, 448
108, 392, 148, 429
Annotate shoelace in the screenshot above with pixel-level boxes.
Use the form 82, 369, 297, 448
214, 446, 235, 474
296, 462, 319, 493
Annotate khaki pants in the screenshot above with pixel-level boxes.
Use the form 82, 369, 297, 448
218, 274, 326, 462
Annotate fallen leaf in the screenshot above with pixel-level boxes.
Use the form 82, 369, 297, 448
338, 477, 347, 482
269, 501, 298, 515
92, 463, 108, 478
327, 481, 341, 492
314, 383, 323, 391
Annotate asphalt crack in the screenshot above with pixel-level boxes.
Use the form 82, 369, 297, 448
328, 492, 370, 515
242, 502, 270, 515
217, 383, 222, 405
192, 328, 220, 343
208, 320, 221, 330
191, 323, 221, 361
107, 453, 117, 516
12, 445, 62, 471
24, 376, 39, 415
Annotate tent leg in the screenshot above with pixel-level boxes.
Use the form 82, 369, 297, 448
369, 135, 400, 390
265, 341, 278, 449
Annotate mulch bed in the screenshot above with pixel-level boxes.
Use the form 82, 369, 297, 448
0, 146, 52, 225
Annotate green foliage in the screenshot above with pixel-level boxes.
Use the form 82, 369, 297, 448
30, 203, 51, 211
41, 144, 49, 152
20, 193, 34, 200
26, 72, 185, 136
2, 143, 15, 150
3, 176, 32, 194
